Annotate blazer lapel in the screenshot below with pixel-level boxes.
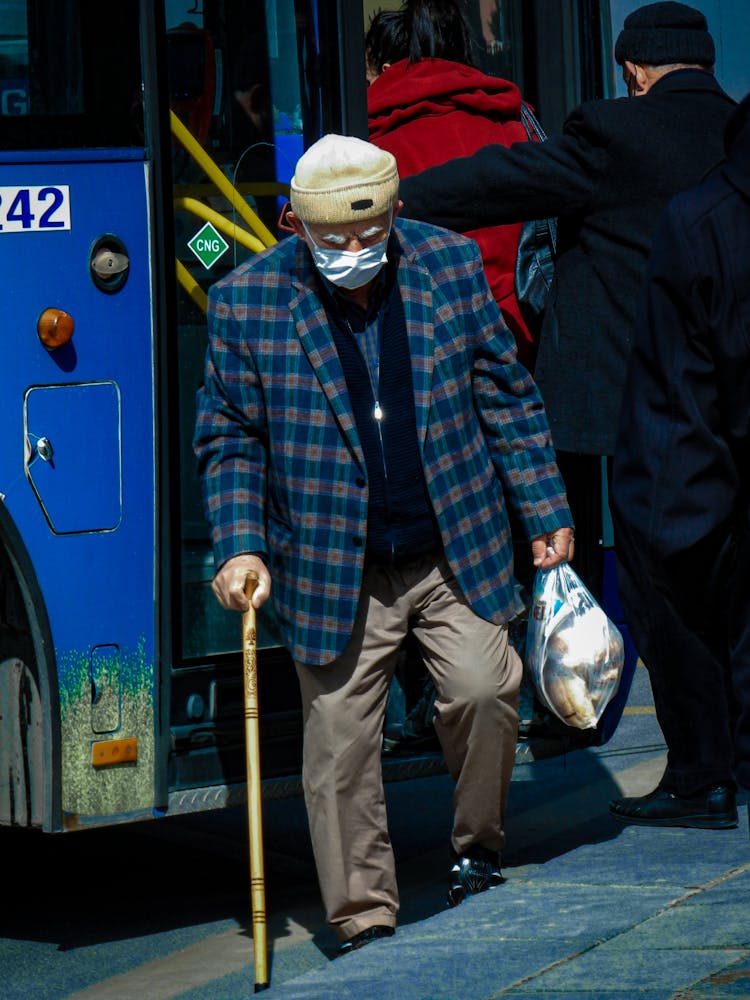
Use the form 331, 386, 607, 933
289, 256, 365, 468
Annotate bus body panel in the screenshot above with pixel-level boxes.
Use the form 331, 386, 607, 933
0, 154, 158, 826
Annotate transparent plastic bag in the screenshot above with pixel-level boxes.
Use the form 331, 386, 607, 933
525, 560, 624, 729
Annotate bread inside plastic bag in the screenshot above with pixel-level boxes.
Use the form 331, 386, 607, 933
525, 562, 624, 729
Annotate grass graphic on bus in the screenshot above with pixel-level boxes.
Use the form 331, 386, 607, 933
57, 638, 155, 825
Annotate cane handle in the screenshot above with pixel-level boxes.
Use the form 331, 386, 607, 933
244, 570, 260, 602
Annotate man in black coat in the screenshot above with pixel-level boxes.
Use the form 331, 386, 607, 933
398, 2, 736, 599
609, 93, 750, 829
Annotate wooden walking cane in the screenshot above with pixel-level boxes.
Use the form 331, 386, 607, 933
242, 571, 269, 992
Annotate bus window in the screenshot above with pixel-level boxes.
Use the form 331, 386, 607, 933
361, 0, 602, 133
0, 0, 142, 145
0, 0, 31, 116
362, 0, 528, 85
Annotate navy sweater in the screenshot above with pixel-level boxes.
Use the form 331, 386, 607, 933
328, 274, 440, 565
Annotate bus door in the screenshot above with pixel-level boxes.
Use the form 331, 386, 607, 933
163, 0, 367, 805
0, 3, 158, 829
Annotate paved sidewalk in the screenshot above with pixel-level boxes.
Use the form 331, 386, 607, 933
172, 670, 750, 1000
64, 661, 745, 1000
231, 812, 750, 1000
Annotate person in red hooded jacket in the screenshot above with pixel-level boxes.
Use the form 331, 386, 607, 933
366, 0, 538, 370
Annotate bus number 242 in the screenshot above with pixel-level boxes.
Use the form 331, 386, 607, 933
0, 186, 71, 233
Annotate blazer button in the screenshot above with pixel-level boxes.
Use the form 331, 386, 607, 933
355, 476, 366, 488
352, 535, 364, 547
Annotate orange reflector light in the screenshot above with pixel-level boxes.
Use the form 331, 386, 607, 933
37, 307, 75, 350
91, 737, 138, 767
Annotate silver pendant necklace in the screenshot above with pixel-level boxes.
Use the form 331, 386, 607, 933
344, 314, 384, 422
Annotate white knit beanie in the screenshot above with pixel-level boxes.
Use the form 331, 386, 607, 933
290, 134, 399, 225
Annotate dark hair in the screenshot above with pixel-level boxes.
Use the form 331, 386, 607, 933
365, 0, 476, 75
365, 10, 410, 74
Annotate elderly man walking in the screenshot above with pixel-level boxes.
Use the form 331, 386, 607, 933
194, 134, 574, 954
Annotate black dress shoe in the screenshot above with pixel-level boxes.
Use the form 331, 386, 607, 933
447, 845, 504, 907
338, 924, 394, 956
609, 784, 738, 829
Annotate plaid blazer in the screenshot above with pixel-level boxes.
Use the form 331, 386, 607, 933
194, 218, 571, 666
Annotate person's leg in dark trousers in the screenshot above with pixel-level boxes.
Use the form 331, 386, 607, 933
672, 517, 750, 793
728, 524, 750, 790
613, 514, 735, 799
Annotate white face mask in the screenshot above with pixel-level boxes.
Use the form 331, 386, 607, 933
303, 221, 390, 289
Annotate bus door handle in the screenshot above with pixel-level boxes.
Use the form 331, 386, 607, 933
90, 237, 130, 293
92, 248, 129, 277
35, 437, 54, 461
28, 435, 54, 464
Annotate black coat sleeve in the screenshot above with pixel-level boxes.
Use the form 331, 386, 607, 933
398, 105, 607, 231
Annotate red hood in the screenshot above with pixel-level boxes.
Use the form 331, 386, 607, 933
368, 58, 522, 140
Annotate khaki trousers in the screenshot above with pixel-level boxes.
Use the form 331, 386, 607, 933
295, 555, 521, 941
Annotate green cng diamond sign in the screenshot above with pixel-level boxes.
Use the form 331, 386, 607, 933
188, 222, 229, 269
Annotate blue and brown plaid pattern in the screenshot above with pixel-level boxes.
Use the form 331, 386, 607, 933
194, 218, 571, 666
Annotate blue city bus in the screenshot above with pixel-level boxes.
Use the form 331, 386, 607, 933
1, 0, 746, 834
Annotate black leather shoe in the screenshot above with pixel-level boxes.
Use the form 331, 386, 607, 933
447, 845, 504, 907
338, 924, 394, 956
609, 785, 737, 829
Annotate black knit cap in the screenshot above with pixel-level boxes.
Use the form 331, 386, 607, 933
614, 2, 715, 67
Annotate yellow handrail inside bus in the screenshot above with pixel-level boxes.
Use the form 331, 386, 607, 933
174, 197, 267, 255
170, 109, 278, 248
175, 181, 291, 201
176, 259, 208, 313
